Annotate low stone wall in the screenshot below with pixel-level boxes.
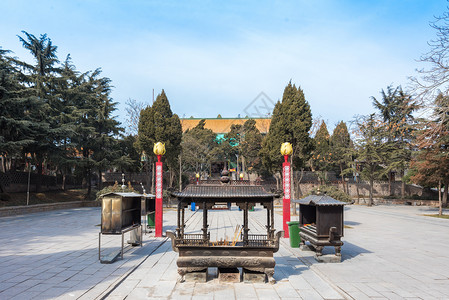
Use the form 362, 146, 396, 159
0, 201, 100, 217
295, 182, 428, 198
356, 198, 440, 207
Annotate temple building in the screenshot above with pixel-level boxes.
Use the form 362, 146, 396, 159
180, 117, 271, 139
180, 117, 271, 178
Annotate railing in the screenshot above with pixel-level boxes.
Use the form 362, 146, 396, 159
247, 234, 272, 247
177, 233, 209, 246
0, 171, 57, 186
195, 179, 258, 185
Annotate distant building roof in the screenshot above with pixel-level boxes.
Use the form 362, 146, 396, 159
180, 118, 271, 134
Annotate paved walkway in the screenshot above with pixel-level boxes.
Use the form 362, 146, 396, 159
289, 205, 449, 299
105, 208, 343, 300
0, 204, 448, 299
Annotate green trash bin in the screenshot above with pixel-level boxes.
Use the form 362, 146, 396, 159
287, 221, 301, 248
147, 212, 155, 228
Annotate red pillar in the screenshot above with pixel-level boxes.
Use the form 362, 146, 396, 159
282, 155, 291, 238
155, 155, 163, 237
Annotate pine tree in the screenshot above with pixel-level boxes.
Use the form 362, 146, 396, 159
330, 121, 352, 193
240, 119, 263, 175
371, 85, 417, 198
311, 121, 331, 183
17, 31, 62, 192
0, 47, 37, 169
260, 81, 313, 174
137, 90, 182, 188
181, 119, 217, 173
50, 55, 84, 190
354, 114, 391, 206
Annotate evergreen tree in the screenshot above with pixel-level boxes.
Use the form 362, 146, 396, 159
260, 81, 313, 175
371, 85, 417, 198
240, 119, 263, 175
77, 69, 121, 195
51, 55, 84, 190
311, 121, 331, 183
354, 114, 391, 206
114, 134, 141, 174
0, 47, 37, 171
137, 90, 182, 188
181, 119, 217, 173
17, 31, 62, 191
330, 121, 352, 192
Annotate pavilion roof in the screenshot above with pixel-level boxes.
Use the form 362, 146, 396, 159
292, 195, 346, 206
172, 184, 278, 199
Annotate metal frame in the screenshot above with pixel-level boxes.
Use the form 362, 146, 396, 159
98, 224, 142, 263
168, 184, 283, 283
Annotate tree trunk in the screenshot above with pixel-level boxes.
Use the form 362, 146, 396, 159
438, 180, 442, 216
86, 166, 92, 197
169, 169, 175, 189
401, 170, 406, 200
242, 156, 246, 176
368, 177, 374, 207
388, 173, 392, 197
36, 161, 43, 193
275, 173, 279, 190
98, 169, 103, 190
340, 164, 346, 194
179, 154, 182, 192
151, 160, 155, 194
61, 168, 66, 191
1, 156, 5, 172
443, 180, 448, 208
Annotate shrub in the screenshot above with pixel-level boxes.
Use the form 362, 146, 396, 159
308, 185, 353, 203
0, 193, 11, 202
96, 181, 136, 200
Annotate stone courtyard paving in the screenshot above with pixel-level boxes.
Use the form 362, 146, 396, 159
0, 204, 448, 299
289, 205, 449, 299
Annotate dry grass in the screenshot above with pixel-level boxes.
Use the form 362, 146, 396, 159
423, 214, 449, 219
0, 189, 96, 207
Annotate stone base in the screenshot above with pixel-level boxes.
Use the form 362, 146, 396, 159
243, 269, 266, 283
184, 270, 208, 282
300, 244, 315, 251
218, 268, 241, 283
99, 250, 120, 264
315, 254, 342, 263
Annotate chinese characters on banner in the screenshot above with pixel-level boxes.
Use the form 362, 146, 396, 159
155, 162, 163, 237
156, 164, 163, 198
283, 161, 291, 238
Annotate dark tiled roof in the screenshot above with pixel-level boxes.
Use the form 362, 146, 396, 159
101, 192, 143, 198
172, 185, 278, 199
100, 192, 155, 198
292, 195, 346, 206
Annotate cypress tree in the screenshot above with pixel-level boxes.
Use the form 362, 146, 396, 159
311, 121, 331, 183
0, 47, 39, 173
181, 119, 217, 173
137, 90, 182, 188
240, 119, 263, 174
330, 121, 352, 192
260, 81, 313, 174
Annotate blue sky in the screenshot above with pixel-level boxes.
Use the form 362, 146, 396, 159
1, 0, 447, 132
